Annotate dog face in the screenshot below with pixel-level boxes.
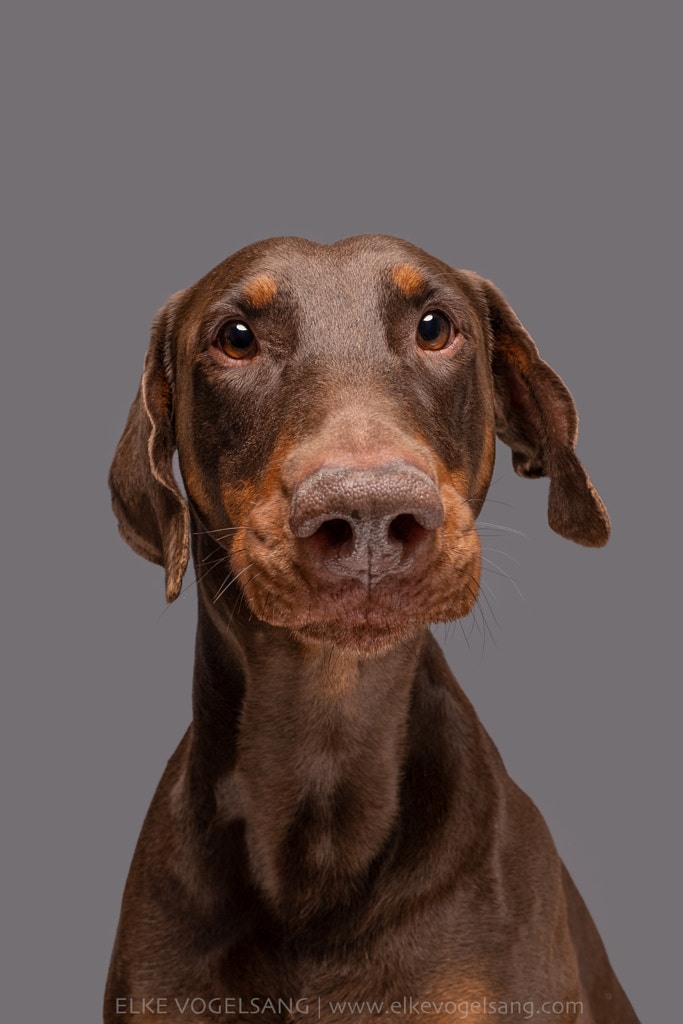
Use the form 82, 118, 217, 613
110, 235, 609, 652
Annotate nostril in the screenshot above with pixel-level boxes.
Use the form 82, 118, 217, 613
289, 462, 444, 579
311, 518, 354, 555
388, 513, 426, 549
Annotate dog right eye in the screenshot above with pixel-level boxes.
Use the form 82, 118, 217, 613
216, 322, 258, 360
416, 311, 452, 351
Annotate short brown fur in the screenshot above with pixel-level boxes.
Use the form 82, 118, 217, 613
106, 236, 635, 1024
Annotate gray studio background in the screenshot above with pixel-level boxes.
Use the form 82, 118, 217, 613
2, 4, 679, 1021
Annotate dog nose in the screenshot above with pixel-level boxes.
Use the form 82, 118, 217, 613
289, 462, 444, 581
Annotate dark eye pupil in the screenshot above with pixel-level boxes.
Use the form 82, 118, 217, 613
416, 311, 453, 351
418, 314, 442, 343
226, 322, 254, 349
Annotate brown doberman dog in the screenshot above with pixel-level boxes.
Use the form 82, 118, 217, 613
106, 236, 639, 1024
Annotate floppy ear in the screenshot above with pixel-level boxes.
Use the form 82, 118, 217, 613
108, 294, 190, 601
483, 279, 610, 547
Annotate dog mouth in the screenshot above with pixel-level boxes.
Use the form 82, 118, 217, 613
256, 586, 434, 652
233, 541, 481, 652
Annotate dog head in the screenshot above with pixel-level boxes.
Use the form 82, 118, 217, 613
110, 235, 609, 651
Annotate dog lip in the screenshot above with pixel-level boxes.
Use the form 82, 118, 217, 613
294, 582, 431, 623
320, 609, 413, 628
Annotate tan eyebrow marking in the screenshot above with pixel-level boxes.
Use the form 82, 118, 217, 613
241, 274, 278, 308
391, 263, 428, 299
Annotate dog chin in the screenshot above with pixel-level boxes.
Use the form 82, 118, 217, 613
291, 617, 423, 655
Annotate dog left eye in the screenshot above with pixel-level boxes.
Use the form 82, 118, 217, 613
217, 322, 258, 359
416, 311, 452, 351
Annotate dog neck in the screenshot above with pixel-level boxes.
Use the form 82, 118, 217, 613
187, 528, 425, 919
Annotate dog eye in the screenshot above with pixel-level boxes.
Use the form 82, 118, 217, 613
416, 311, 452, 351
216, 321, 258, 359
